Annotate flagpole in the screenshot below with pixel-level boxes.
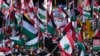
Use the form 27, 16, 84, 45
20, 1, 24, 47
1, 15, 4, 48
37, 0, 40, 49
49, 44, 58, 56
37, 0, 45, 50
45, 0, 48, 50
92, 0, 94, 20
82, 0, 85, 40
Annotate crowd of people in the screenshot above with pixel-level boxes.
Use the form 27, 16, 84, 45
0, 0, 100, 56
0, 36, 93, 56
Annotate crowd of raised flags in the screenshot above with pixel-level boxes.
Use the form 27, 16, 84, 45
0, 0, 100, 56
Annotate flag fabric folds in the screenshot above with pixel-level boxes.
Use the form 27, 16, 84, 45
22, 15, 38, 40
59, 32, 74, 56
76, 42, 86, 56
0, 0, 99, 55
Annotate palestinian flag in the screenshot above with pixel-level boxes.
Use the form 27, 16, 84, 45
83, 0, 92, 19
70, 7, 76, 21
70, 9, 80, 21
76, 42, 86, 56
27, 12, 45, 33
70, 1, 80, 21
83, 10, 91, 18
25, 36, 38, 49
22, 14, 38, 40
84, 0, 91, 10
38, 8, 46, 23
24, 13, 35, 25
94, 1, 100, 13
59, 32, 74, 55
15, 13, 22, 26
93, 1, 100, 19
25, 12, 45, 33
38, 21, 45, 33
10, 36, 24, 45
47, 11, 56, 36
36, 16, 45, 33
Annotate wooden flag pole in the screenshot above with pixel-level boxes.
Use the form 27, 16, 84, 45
37, 0, 40, 48
49, 44, 58, 56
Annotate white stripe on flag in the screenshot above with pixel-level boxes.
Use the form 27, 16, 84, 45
60, 34, 73, 54
80, 51, 84, 56
10, 36, 20, 41
23, 20, 37, 34
26, 37, 38, 45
